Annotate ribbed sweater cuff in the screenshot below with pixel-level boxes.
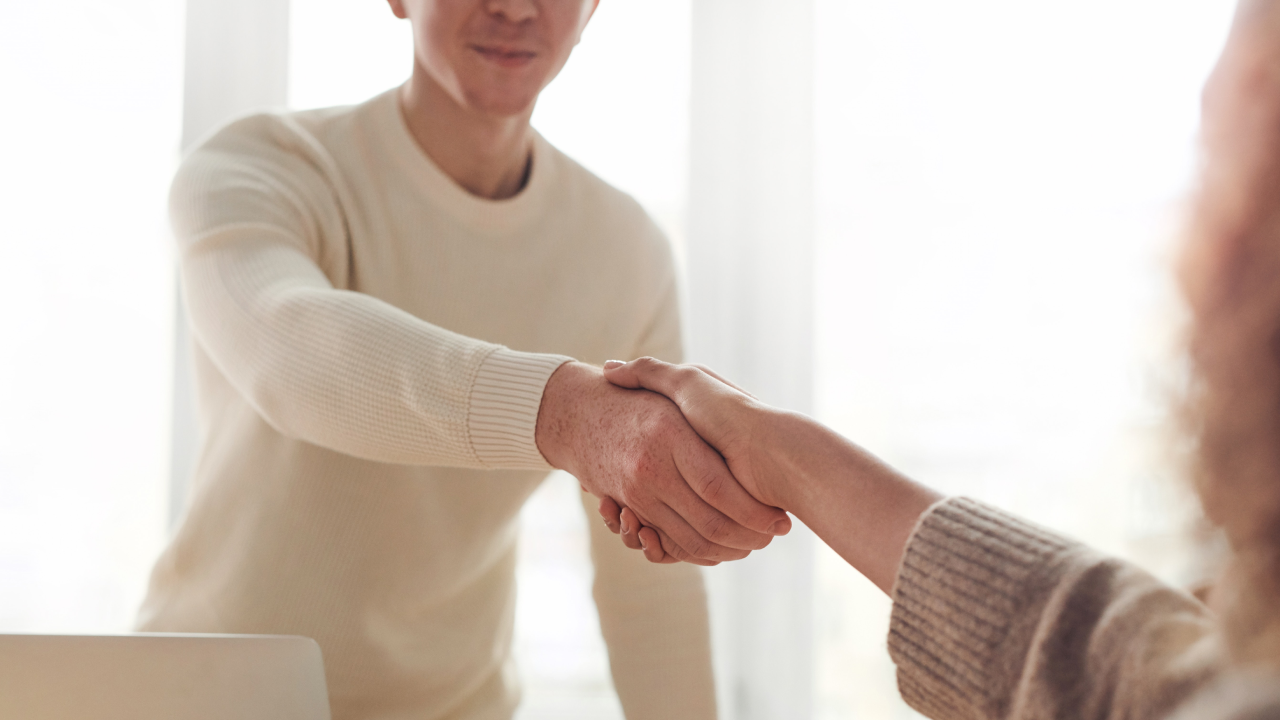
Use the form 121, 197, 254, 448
888, 497, 1080, 719
467, 348, 573, 469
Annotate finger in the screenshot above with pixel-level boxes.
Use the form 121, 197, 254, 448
618, 506, 643, 550
649, 525, 718, 566
625, 506, 676, 559
635, 526, 674, 563
598, 497, 622, 534
673, 440, 791, 539
602, 356, 683, 397
641, 500, 751, 563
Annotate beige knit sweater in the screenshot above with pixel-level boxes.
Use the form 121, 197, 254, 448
891, 497, 1280, 720
137, 88, 716, 720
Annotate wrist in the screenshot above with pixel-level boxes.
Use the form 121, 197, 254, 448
534, 361, 599, 474
745, 407, 807, 509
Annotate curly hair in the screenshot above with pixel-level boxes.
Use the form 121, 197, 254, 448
1182, 0, 1280, 666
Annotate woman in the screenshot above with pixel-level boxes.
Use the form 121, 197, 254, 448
598, 1, 1280, 717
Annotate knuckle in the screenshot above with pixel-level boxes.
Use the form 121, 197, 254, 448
621, 450, 657, 486
682, 535, 712, 559
695, 468, 727, 502
700, 513, 730, 543
668, 543, 692, 562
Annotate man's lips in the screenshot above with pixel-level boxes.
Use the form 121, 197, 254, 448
470, 44, 537, 69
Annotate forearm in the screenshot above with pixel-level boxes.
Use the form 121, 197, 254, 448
757, 410, 943, 594
184, 235, 569, 467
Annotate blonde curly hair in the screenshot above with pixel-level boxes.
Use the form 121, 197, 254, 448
1182, 0, 1280, 666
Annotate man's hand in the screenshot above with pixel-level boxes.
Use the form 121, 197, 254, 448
535, 361, 790, 565
595, 358, 794, 564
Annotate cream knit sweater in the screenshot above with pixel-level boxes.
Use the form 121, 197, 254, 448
891, 497, 1280, 720
137, 88, 716, 720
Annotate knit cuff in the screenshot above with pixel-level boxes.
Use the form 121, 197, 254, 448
467, 348, 573, 469
887, 497, 1080, 719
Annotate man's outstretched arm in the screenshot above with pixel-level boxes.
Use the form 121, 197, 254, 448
175, 116, 787, 565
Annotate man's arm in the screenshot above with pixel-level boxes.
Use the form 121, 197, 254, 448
175, 116, 784, 562
175, 117, 566, 470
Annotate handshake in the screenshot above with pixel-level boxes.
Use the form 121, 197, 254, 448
535, 357, 793, 566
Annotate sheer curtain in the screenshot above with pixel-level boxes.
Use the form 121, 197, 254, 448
811, 2, 1237, 717
0, 2, 180, 634
686, 2, 816, 719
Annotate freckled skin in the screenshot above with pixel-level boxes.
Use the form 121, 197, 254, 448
534, 361, 786, 564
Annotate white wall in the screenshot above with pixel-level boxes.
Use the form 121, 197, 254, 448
0, 2, 181, 632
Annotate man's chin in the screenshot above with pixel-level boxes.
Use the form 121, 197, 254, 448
463, 88, 541, 119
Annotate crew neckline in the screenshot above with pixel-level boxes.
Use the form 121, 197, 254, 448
373, 87, 554, 236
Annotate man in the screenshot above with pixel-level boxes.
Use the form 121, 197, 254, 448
137, 0, 789, 718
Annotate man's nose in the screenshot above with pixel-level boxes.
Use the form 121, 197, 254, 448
484, 0, 538, 24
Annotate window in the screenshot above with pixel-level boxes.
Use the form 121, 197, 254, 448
0, 2, 181, 632
811, 2, 1236, 717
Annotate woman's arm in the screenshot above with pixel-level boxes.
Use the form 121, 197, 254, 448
600, 358, 1227, 720
601, 358, 941, 593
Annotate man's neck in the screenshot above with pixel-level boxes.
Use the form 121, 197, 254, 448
399, 67, 534, 201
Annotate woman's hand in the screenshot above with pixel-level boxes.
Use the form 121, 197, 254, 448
598, 358, 793, 563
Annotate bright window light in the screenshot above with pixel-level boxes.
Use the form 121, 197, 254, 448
0, 2, 181, 633
812, 2, 1236, 718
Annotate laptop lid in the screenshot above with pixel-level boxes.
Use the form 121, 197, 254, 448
0, 633, 330, 720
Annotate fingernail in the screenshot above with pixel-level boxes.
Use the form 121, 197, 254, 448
639, 534, 648, 551
603, 360, 625, 370
768, 518, 790, 536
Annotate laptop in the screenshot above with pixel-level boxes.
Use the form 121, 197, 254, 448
0, 633, 330, 720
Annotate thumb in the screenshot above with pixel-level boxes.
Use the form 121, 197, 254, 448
601, 359, 640, 388
602, 357, 680, 397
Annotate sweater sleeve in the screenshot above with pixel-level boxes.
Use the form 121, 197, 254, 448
888, 497, 1226, 720
172, 115, 571, 468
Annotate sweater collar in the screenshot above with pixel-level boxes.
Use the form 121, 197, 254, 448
374, 87, 554, 236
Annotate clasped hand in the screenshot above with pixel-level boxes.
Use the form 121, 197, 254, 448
535, 361, 789, 565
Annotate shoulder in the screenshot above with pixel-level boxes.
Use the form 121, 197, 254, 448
176, 106, 350, 190
170, 107, 358, 243
538, 137, 674, 274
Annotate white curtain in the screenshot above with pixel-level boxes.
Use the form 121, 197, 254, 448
688, 2, 817, 719
169, 0, 292, 524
